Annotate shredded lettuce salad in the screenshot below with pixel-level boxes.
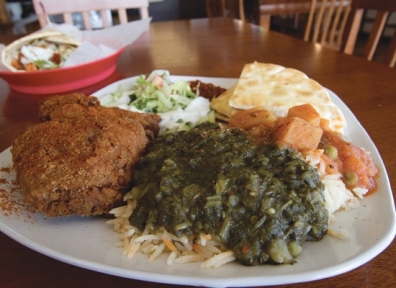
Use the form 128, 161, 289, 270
99, 70, 215, 134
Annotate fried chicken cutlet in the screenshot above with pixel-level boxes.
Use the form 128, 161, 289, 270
39, 93, 160, 139
11, 94, 161, 217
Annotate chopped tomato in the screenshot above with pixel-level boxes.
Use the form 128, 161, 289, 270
320, 130, 378, 193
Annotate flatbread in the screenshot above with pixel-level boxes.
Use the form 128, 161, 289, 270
228, 62, 346, 134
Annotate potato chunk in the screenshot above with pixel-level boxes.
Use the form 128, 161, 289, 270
287, 103, 320, 126
229, 107, 277, 130
274, 117, 323, 151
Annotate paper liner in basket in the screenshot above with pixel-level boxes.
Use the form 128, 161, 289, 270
0, 18, 151, 72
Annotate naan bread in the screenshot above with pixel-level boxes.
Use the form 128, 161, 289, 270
228, 62, 346, 134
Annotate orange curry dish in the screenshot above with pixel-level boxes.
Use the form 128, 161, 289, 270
229, 103, 379, 195
319, 131, 378, 194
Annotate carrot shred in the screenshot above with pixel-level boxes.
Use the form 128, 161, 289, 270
162, 236, 177, 251
192, 243, 213, 259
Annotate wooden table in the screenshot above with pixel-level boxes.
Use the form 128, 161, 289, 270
0, 18, 395, 288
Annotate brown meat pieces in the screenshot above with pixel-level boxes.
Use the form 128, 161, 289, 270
11, 94, 161, 217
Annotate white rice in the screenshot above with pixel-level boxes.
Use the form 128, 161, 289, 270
107, 198, 234, 268
303, 149, 368, 235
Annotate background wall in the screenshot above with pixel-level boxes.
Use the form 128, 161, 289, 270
148, 0, 207, 22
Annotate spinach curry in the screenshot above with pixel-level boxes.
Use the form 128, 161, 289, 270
129, 122, 328, 266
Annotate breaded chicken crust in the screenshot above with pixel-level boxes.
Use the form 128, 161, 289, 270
39, 93, 161, 139
11, 94, 161, 217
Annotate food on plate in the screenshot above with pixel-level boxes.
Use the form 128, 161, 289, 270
273, 116, 323, 151
319, 130, 378, 194
108, 100, 378, 268
228, 106, 277, 130
98, 70, 223, 135
39, 93, 161, 139
99, 70, 197, 113
1, 30, 80, 72
230, 105, 378, 218
4, 65, 378, 269
287, 103, 321, 126
109, 122, 328, 267
11, 94, 161, 217
189, 80, 227, 99
210, 84, 241, 121
211, 62, 347, 134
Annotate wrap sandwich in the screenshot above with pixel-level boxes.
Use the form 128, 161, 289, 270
1, 30, 81, 72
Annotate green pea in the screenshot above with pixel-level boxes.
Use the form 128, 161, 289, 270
343, 171, 358, 186
323, 145, 338, 159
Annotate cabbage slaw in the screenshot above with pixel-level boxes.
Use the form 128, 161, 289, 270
99, 70, 215, 134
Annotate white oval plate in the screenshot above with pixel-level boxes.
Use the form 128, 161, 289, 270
0, 76, 395, 287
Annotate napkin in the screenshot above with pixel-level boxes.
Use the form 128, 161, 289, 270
0, 18, 151, 71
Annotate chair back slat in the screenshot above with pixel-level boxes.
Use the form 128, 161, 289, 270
320, 0, 335, 44
32, 0, 149, 30
117, 9, 129, 25
63, 13, 74, 26
312, 0, 326, 43
335, 0, 351, 47
329, 0, 342, 42
341, 8, 363, 54
82, 11, 92, 30
363, 11, 388, 61
100, 10, 111, 28
304, 0, 317, 41
304, 0, 352, 50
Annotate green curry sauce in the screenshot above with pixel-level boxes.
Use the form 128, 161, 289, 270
129, 123, 328, 266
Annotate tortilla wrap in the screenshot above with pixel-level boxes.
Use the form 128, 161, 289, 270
1, 30, 81, 72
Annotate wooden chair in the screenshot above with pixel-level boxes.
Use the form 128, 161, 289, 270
340, 0, 396, 67
303, 0, 352, 50
32, 0, 149, 30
